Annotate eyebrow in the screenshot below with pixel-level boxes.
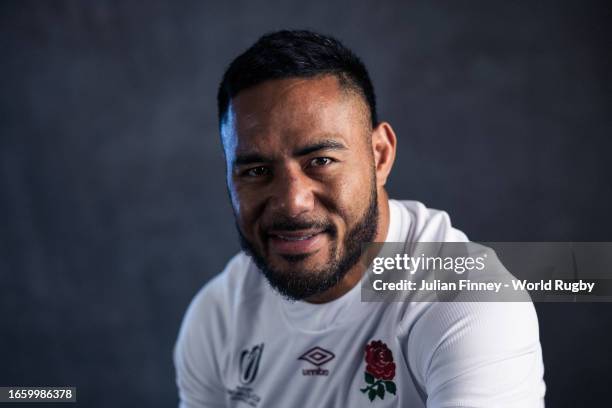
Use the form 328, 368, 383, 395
294, 139, 347, 156
234, 139, 347, 167
234, 153, 271, 167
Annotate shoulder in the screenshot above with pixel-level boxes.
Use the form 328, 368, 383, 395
179, 251, 262, 335
175, 251, 265, 359
391, 199, 469, 242
173, 252, 264, 389
390, 200, 545, 404
173, 252, 258, 405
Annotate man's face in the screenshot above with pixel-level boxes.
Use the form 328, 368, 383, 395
221, 75, 379, 300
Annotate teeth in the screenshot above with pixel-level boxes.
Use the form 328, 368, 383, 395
276, 234, 313, 241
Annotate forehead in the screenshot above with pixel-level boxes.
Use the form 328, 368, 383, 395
221, 75, 368, 156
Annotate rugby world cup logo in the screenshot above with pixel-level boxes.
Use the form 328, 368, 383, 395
239, 343, 264, 385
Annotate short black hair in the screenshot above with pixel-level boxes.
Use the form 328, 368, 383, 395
217, 29, 378, 129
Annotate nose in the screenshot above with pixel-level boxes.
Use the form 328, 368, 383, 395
268, 166, 315, 218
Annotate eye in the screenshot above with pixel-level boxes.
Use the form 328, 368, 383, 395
309, 157, 333, 167
244, 166, 270, 177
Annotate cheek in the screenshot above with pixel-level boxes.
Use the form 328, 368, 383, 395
232, 186, 266, 236
322, 169, 372, 226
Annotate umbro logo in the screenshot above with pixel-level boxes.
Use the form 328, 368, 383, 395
298, 346, 335, 376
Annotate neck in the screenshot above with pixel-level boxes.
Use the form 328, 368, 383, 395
305, 191, 390, 304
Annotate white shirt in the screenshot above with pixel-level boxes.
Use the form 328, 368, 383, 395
174, 200, 546, 407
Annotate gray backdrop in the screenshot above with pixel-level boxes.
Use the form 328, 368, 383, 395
1, 1, 610, 407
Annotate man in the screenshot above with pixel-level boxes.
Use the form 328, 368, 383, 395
174, 30, 545, 407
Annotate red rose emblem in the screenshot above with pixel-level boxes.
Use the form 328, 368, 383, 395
365, 340, 396, 380
360, 340, 397, 401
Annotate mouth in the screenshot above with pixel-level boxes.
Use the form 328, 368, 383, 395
267, 229, 327, 256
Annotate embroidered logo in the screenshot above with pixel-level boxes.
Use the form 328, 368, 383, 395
240, 343, 264, 385
360, 340, 397, 401
298, 346, 335, 376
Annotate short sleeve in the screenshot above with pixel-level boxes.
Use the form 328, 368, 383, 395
173, 284, 227, 408
407, 301, 546, 408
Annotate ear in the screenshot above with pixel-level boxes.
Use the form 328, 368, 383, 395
371, 122, 397, 188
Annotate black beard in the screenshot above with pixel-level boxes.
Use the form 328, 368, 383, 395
237, 184, 379, 301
